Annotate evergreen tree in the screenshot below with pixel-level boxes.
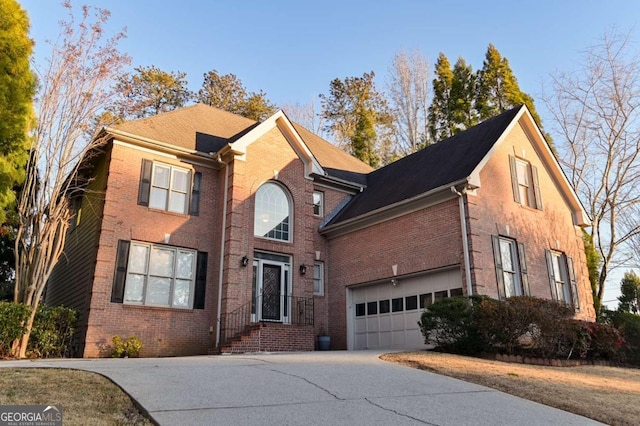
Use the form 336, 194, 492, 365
618, 271, 640, 314
450, 57, 478, 132
476, 44, 542, 125
196, 70, 276, 121
112, 65, 192, 119
351, 110, 379, 168
0, 0, 35, 223
320, 71, 393, 166
428, 53, 455, 142
583, 230, 602, 318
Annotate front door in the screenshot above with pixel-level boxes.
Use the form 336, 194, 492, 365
253, 256, 290, 323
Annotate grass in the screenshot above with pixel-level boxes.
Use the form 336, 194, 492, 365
381, 351, 640, 426
0, 368, 152, 426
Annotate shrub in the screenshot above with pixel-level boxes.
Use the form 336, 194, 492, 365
0, 302, 30, 358
604, 310, 640, 365
28, 305, 78, 358
111, 335, 143, 358
418, 296, 484, 354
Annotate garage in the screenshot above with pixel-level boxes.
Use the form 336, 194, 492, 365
351, 268, 463, 350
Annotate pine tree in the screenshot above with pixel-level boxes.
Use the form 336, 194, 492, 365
450, 57, 478, 132
477, 44, 541, 123
428, 53, 455, 142
618, 271, 640, 314
351, 110, 379, 167
0, 0, 35, 223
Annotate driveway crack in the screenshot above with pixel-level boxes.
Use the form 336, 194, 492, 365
365, 398, 438, 425
253, 365, 341, 400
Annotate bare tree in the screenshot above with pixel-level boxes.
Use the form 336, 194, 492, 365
281, 99, 325, 135
545, 32, 640, 315
387, 50, 430, 155
12, 1, 129, 358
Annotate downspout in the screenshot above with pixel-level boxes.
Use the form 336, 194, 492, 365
451, 185, 473, 297
215, 155, 230, 348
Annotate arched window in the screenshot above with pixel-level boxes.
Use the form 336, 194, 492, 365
254, 182, 292, 242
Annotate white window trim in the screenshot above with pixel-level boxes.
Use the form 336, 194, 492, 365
313, 262, 324, 296
551, 252, 571, 304
150, 162, 191, 214
124, 241, 197, 309
254, 182, 293, 242
313, 191, 324, 217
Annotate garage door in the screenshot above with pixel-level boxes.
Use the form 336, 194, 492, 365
351, 268, 463, 350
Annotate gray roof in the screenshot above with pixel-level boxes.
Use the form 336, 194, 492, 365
328, 106, 523, 225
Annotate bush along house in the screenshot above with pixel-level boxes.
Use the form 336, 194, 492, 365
45, 103, 595, 357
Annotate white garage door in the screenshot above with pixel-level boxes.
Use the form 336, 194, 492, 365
351, 268, 463, 350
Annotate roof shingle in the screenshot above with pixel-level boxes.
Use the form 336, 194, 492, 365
328, 106, 523, 224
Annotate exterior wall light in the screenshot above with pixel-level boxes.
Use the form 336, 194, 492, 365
299, 264, 307, 275
241, 255, 249, 267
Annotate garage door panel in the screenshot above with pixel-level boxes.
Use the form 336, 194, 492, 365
351, 268, 462, 350
379, 316, 391, 332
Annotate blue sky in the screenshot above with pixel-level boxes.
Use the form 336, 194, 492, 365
18, 0, 640, 306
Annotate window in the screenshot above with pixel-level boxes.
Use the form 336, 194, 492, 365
546, 250, 579, 311
405, 295, 418, 311
419, 293, 432, 309
111, 240, 208, 310
379, 299, 390, 314
313, 262, 324, 296
392, 297, 404, 312
138, 160, 201, 215
492, 235, 530, 299
509, 156, 542, 210
313, 191, 324, 217
254, 182, 292, 242
355, 303, 366, 317
367, 301, 378, 315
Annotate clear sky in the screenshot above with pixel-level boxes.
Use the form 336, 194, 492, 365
18, 0, 640, 307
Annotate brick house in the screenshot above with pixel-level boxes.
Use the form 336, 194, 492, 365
46, 103, 595, 357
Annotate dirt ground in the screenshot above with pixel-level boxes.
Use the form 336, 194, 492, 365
381, 351, 640, 426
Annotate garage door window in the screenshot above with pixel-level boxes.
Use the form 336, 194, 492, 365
392, 297, 404, 312
367, 301, 377, 315
405, 295, 418, 311
419, 293, 432, 309
379, 300, 390, 314
355, 303, 365, 316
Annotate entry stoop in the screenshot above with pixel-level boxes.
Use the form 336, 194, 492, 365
219, 322, 316, 354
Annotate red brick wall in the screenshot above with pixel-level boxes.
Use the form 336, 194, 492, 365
84, 141, 222, 357
327, 199, 464, 349
221, 127, 352, 342
467, 122, 595, 320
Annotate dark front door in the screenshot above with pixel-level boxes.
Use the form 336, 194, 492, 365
261, 263, 282, 321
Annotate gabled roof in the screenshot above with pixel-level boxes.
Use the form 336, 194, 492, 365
327, 106, 522, 225
109, 104, 257, 153
105, 103, 371, 178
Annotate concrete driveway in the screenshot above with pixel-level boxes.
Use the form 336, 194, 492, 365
0, 351, 601, 425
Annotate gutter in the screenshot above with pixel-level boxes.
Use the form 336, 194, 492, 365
451, 185, 473, 297
215, 154, 230, 348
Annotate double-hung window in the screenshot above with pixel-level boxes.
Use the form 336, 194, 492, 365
111, 240, 208, 310
313, 262, 324, 296
138, 160, 202, 215
509, 156, 542, 210
545, 250, 580, 311
492, 235, 530, 299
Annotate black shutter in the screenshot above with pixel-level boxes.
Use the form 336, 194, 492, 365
566, 255, 580, 311
111, 240, 130, 303
509, 156, 521, 204
189, 172, 202, 216
138, 159, 152, 206
194, 252, 208, 309
492, 235, 506, 300
531, 165, 543, 210
545, 250, 558, 301
518, 242, 530, 296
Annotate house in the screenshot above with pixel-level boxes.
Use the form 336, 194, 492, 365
46, 103, 595, 357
